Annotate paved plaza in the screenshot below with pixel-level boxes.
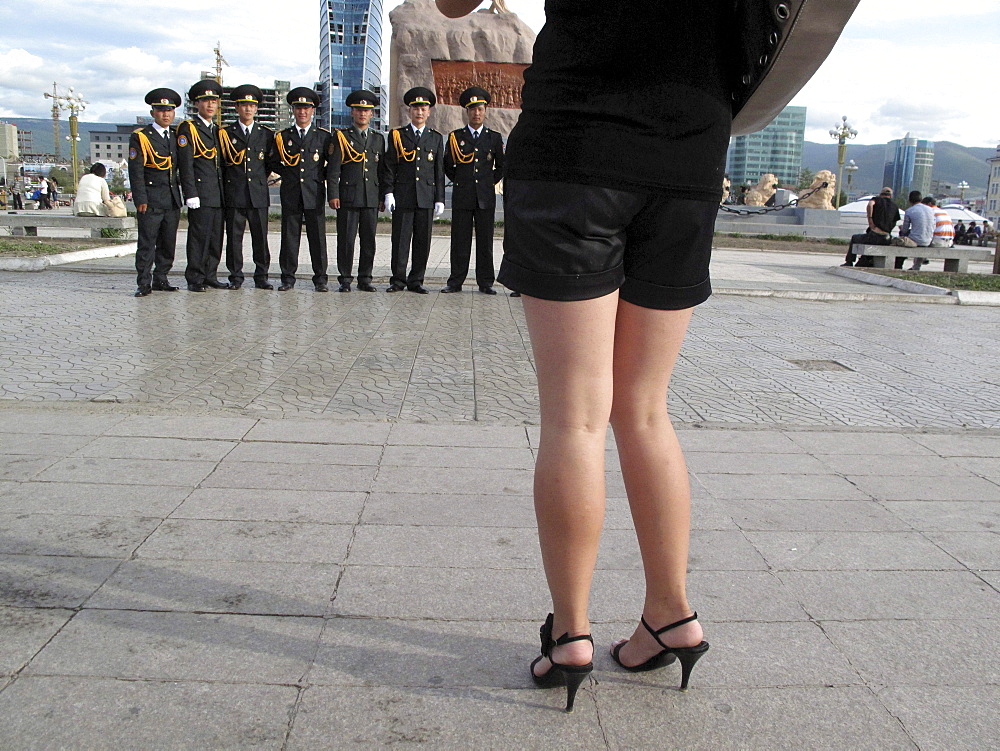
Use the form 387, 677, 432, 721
1, 243, 999, 748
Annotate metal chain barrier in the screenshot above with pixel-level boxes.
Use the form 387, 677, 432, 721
719, 181, 830, 215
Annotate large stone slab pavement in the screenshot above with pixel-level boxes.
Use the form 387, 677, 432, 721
0, 266, 998, 748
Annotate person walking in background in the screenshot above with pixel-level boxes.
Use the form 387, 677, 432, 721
379, 87, 445, 294
127, 87, 184, 297
37, 177, 49, 209
11, 178, 23, 210
329, 89, 385, 293
270, 87, 334, 292
442, 86, 505, 295
843, 187, 900, 267
219, 84, 275, 290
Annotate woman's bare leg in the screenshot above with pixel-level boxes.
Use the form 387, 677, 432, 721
522, 293, 619, 671
609, 300, 703, 663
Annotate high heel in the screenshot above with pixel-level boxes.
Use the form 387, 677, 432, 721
610, 612, 710, 691
530, 613, 594, 712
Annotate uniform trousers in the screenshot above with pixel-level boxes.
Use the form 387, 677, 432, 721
390, 208, 433, 288
184, 206, 224, 286
225, 206, 271, 285
336, 207, 378, 285
135, 207, 180, 288
448, 207, 496, 288
279, 209, 328, 287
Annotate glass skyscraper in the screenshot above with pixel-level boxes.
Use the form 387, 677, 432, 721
318, 0, 384, 132
726, 106, 806, 188
882, 134, 934, 198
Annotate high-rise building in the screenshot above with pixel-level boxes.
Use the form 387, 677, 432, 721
882, 133, 934, 197
183, 78, 292, 130
726, 105, 806, 188
317, 0, 383, 131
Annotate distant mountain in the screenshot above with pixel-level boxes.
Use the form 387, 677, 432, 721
800, 140, 995, 196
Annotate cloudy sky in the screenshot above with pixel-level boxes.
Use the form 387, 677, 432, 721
1, 0, 997, 146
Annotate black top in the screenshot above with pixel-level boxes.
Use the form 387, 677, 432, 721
505, 1, 734, 201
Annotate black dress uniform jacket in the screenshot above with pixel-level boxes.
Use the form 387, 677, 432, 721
128, 125, 182, 210
221, 122, 274, 209
329, 128, 385, 208
445, 126, 504, 210
379, 127, 445, 209
175, 118, 224, 207
269, 126, 335, 211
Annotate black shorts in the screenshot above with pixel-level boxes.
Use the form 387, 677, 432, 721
498, 179, 717, 310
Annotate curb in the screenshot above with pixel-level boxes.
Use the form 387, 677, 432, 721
829, 266, 1000, 306
0, 243, 136, 272
713, 286, 957, 304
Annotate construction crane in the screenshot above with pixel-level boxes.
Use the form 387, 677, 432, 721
212, 42, 230, 125
42, 82, 61, 159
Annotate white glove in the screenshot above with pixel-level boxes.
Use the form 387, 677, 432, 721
384, 193, 395, 213
434, 202, 444, 218
185, 197, 201, 210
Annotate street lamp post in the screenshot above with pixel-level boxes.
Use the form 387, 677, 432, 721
957, 180, 969, 204
845, 159, 858, 203
829, 116, 858, 209
47, 86, 88, 192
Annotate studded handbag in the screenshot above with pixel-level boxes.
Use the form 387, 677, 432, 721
731, 0, 861, 136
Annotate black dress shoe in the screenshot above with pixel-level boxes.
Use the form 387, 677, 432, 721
338, 283, 351, 292
229, 283, 242, 290
278, 283, 294, 291
315, 284, 329, 292
407, 285, 430, 294
187, 284, 207, 292
510, 291, 521, 298
441, 285, 462, 293
204, 279, 231, 289
357, 282, 376, 292
386, 284, 405, 293
255, 281, 275, 290
151, 282, 179, 292
134, 286, 152, 297
478, 286, 497, 295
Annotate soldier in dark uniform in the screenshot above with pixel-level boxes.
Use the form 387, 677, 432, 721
329, 89, 385, 292
379, 86, 445, 294
442, 86, 505, 294
127, 88, 184, 297
220, 84, 275, 289
176, 79, 228, 291
269, 87, 334, 292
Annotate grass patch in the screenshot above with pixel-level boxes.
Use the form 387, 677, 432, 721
717, 232, 846, 245
0, 238, 131, 257
867, 269, 1000, 291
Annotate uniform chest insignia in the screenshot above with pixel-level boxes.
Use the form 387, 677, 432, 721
258, 151, 265, 160
313, 152, 320, 162
374, 153, 379, 162
428, 152, 434, 161
287, 139, 293, 147
486, 152, 492, 161
460, 140, 465, 147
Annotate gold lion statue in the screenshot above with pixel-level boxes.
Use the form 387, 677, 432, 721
744, 173, 778, 206
796, 170, 837, 210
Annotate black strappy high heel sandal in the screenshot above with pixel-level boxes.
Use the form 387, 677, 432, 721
610, 612, 710, 691
530, 613, 594, 713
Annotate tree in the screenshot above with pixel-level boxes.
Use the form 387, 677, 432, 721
46, 167, 72, 190
797, 168, 815, 191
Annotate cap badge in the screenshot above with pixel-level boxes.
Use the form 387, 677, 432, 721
160, 98, 170, 105
313, 152, 319, 162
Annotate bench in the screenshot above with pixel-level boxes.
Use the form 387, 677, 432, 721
853, 244, 994, 273
0, 212, 136, 239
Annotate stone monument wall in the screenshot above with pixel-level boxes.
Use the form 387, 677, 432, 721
389, 0, 536, 137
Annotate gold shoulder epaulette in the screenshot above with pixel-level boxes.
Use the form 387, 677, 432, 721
337, 130, 366, 163
133, 130, 172, 170
448, 132, 473, 164
317, 126, 331, 133
133, 127, 145, 134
